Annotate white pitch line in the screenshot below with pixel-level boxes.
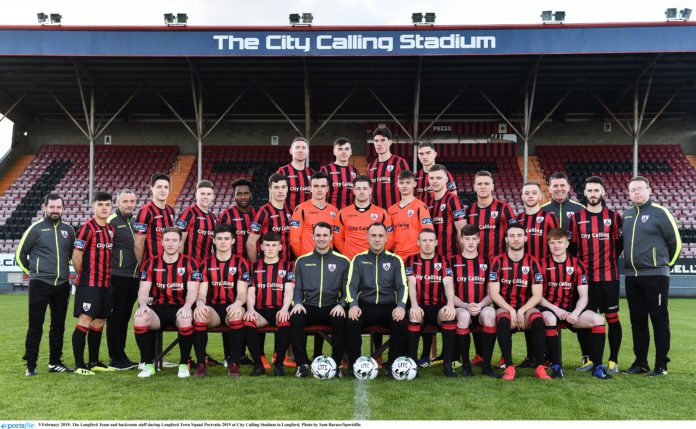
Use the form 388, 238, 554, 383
353, 380, 370, 420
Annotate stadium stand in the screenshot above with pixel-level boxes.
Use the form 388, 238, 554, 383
536, 144, 696, 257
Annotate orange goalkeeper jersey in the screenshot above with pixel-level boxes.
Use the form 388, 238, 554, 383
388, 198, 433, 260
334, 204, 393, 260
289, 200, 339, 257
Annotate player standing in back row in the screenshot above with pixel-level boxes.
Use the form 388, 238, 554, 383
134, 173, 176, 265
277, 137, 314, 213
415, 142, 457, 208
569, 176, 624, 373
177, 180, 217, 267
466, 170, 515, 261
320, 138, 359, 210
367, 127, 410, 209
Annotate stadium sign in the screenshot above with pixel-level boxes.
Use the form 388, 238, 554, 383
1, 25, 696, 56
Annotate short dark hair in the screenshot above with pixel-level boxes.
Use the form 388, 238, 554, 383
475, 170, 494, 182
372, 127, 392, 140
353, 175, 372, 187
397, 170, 416, 181
506, 223, 526, 236
214, 224, 235, 237
428, 164, 448, 175
523, 180, 541, 190
418, 228, 437, 238
460, 224, 479, 237
268, 173, 289, 188
313, 221, 333, 234
197, 180, 215, 191
162, 226, 181, 238
367, 222, 387, 233
93, 191, 112, 203
547, 227, 569, 241
333, 137, 351, 147
629, 176, 650, 187
585, 176, 605, 187
310, 171, 329, 183
549, 172, 569, 183
261, 232, 281, 243
231, 178, 252, 192
292, 137, 308, 145
150, 172, 169, 187
43, 193, 64, 207
417, 141, 436, 151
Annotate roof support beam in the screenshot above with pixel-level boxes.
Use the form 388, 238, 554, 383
259, 85, 305, 138
308, 85, 357, 143
417, 88, 465, 141
367, 86, 413, 140
0, 92, 26, 124
412, 57, 422, 171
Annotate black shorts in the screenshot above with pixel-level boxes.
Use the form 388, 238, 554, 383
422, 304, 444, 326
151, 304, 183, 328
73, 286, 112, 319
587, 280, 620, 314
257, 308, 282, 327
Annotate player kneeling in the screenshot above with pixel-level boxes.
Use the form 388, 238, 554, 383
192, 224, 250, 378
243, 232, 295, 377
540, 228, 612, 380
405, 229, 457, 377
449, 225, 499, 378
134, 227, 201, 378
489, 224, 549, 380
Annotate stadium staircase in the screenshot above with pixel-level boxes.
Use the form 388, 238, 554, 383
518, 155, 550, 204
0, 155, 34, 197
536, 144, 696, 257
351, 156, 368, 176
687, 155, 696, 173
167, 155, 195, 207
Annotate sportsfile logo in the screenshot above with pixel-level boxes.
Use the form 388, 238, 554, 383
1, 424, 35, 429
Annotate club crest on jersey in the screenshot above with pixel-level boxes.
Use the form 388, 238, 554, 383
279, 270, 287, 278
480, 264, 488, 271
407, 210, 414, 217
351, 172, 357, 178
604, 219, 612, 227
177, 267, 185, 276
440, 204, 446, 212
287, 213, 292, 219
382, 263, 391, 271
107, 230, 113, 238
434, 263, 442, 271
330, 212, 336, 218
641, 215, 650, 223
147, 297, 153, 305
229, 267, 237, 276
370, 213, 378, 221
328, 264, 336, 272
387, 165, 394, 172
491, 211, 499, 219
536, 216, 544, 224
61, 230, 68, 239
82, 302, 91, 312
521, 266, 530, 274
566, 267, 575, 275
566, 211, 574, 218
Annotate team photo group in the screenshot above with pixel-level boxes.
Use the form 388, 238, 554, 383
16, 127, 682, 382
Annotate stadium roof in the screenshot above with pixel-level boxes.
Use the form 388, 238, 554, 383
1, 22, 695, 134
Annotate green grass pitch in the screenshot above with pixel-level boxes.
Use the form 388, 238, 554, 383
0, 295, 694, 420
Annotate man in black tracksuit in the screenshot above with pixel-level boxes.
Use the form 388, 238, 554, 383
621, 176, 682, 377
345, 222, 408, 376
290, 221, 351, 377
106, 189, 140, 370
16, 194, 75, 375
541, 172, 585, 230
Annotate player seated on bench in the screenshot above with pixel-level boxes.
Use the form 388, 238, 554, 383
133, 227, 201, 378
539, 228, 612, 380
488, 223, 550, 380
243, 232, 295, 377
192, 224, 250, 378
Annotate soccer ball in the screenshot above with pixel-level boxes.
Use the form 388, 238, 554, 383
311, 355, 337, 379
391, 356, 418, 380
353, 356, 379, 380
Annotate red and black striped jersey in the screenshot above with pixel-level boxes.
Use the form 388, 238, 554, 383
200, 255, 250, 305
276, 164, 315, 213
367, 154, 410, 209
568, 208, 623, 282
320, 163, 359, 210
428, 193, 466, 260
219, 206, 257, 260
515, 209, 559, 260
141, 254, 201, 306
466, 199, 516, 261
415, 169, 457, 208
134, 202, 176, 262
74, 219, 114, 288
541, 255, 588, 311
250, 202, 293, 261
176, 205, 217, 266
489, 253, 543, 310
449, 254, 489, 304
405, 254, 452, 306
250, 260, 295, 310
